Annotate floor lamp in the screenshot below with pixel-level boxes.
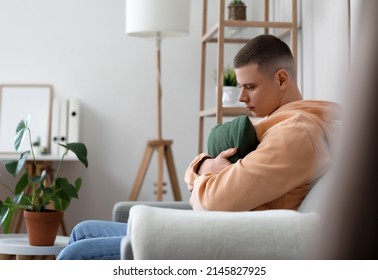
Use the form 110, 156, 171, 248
125, 0, 190, 201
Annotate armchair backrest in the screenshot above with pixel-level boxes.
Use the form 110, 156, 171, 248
297, 171, 332, 214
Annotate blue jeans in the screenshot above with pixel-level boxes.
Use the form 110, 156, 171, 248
57, 220, 127, 260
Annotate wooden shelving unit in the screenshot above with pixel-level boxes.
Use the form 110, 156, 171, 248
198, 0, 298, 152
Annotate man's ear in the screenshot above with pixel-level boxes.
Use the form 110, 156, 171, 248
276, 69, 289, 87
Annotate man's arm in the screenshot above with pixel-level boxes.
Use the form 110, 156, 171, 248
184, 148, 237, 194
198, 148, 237, 175
185, 123, 317, 211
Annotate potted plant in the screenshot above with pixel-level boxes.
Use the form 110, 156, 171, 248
214, 67, 243, 107
228, 0, 247, 21
0, 115, 88, 245
223, 66, 238, 87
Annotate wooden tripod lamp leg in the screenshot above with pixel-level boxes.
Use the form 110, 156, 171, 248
128, 144, 155, 201
128, 140, 182, 201
156, 144, 165, 201
165, 145, 182, 200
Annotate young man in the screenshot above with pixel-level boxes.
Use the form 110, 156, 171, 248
58, 34, 340, 259
185, 34, 341, 211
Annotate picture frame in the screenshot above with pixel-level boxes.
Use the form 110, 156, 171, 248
0, 84, 53, 154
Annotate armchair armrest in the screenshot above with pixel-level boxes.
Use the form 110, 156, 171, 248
112, 201, 191, 223
122, 205, 320, 260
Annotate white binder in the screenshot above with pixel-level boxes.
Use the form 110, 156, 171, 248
50, 98, 61, 156
67, 98, 80, 143
59, 98, 68, 156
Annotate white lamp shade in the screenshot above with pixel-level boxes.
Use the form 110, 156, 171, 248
125, 0, 190, 38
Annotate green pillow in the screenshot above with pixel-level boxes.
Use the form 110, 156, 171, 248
207, 116, 259, 163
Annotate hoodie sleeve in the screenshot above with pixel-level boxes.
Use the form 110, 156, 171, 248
185, 120, 318, 211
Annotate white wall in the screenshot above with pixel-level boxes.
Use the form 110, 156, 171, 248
0, 0, 351, 233
301, 0, 350, 103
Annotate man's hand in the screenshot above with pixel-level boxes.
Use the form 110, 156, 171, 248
198, 148, 237, 175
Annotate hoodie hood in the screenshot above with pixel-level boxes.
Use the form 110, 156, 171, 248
253, 100, 342, 142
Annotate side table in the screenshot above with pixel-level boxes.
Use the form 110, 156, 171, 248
0, 234, 69, 260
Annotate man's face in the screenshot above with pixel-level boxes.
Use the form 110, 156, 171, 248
235, 63, 282, 117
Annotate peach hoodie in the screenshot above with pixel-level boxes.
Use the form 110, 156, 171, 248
185, 100, 342, 211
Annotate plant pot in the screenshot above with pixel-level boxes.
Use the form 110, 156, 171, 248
23, 209, 64, 246
228, 4, 246, 21
222, 86, 244, 107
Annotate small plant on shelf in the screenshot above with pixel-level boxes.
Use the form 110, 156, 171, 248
229, 0, 245, 5
213, 66, 237, 87
0, 115, 88, 239
212, 67, 242, 107
223, 66, 237, 87
228, 0, 246, 20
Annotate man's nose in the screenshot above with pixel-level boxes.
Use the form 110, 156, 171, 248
238, 88, 248, 102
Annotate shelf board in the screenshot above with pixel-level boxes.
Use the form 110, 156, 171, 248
199, 107, 251, 118
0, 153, 78, 161
202, 20, 294, 43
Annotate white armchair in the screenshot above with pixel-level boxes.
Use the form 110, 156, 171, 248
112, 173, 329, 260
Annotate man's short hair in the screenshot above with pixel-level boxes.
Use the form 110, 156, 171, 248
233, 34, 297, 81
